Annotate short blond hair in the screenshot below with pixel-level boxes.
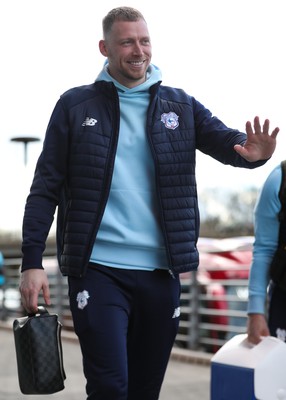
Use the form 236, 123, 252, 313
102, 7, 146, 39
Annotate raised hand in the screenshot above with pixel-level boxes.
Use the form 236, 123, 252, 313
234, 116, 279, 162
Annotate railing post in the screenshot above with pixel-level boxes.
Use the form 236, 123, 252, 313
0, 261, 9, 321
187, 271, 200, 350
53, 267, 65, 321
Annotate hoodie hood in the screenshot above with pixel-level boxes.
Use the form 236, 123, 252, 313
95, 62, 162, 93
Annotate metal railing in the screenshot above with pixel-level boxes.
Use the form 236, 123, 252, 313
0, 256, 249, 354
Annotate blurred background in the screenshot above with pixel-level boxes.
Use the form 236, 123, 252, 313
0, 0, 285, 353
0, 0, 285, 233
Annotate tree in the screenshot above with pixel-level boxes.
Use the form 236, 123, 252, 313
199, 187, 258, 237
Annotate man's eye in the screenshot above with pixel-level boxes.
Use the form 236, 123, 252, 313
141, 38, 150, 45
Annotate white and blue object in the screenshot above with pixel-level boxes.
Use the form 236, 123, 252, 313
211, 334, 286, 400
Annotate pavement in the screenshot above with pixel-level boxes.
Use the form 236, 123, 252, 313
0, 321, 212, 400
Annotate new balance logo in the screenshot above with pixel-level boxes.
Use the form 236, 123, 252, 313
172, 307, 180, 318
82, 117, 97, 126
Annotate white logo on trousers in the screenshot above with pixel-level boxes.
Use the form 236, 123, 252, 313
172, 307, 181, 318
76, 290, 90, 310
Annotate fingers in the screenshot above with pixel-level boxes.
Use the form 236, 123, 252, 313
259, 117, 279, 137
245, 116, 261, 135
270, 126, 280, 139
42, 283, 51, 307
19, 269, 51, 314
249, 116, 264, 134
246, 116, 279, 137
247, 333, 262, 345
247, 314, 270, 345
233, 143, 245, 158
262, 118, 270, 134
254, 116, 263, 134
20, 286, 39, 314
245, 117, 262, 135
245, 120, 254, 135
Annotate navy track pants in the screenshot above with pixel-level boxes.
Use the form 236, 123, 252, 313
268, 283, 286, 342
68, 264, 181, 400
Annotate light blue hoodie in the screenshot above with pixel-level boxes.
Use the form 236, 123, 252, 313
89, 63, 169, 270
247, 164, 281, 314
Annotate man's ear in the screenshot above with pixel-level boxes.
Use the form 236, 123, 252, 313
99, 40, 108, 57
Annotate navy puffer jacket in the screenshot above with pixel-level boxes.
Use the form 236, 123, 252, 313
22, 81, 266, 277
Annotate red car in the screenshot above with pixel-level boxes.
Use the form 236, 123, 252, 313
179, 236, 253, 352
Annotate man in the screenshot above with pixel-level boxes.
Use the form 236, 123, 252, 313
20, 6, 279, 400
247, 163, 286, 345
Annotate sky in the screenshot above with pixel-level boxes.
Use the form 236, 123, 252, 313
1, 0, 285, 231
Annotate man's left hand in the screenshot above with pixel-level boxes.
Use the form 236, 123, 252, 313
234, 116, 279, 161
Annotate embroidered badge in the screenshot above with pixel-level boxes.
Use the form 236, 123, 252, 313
161, 112, 179, 130
76, 290, 90, 310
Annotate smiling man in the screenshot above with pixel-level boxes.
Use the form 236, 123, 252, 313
99, 12, 152, 87
19, 6, 279, 400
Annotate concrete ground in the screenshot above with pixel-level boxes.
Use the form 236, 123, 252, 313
0, 323, 212, 400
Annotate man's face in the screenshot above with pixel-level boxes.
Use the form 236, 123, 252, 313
99, 19, 152, 88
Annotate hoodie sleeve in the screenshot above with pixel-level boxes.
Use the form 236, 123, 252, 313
193, 98, 268, 168
21, 98, 69, 270
247, 165, 281, 314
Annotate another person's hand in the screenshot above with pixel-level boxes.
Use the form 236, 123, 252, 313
247, 313, 270, 344
234, 116, 279, 162
19, 269, 51, 314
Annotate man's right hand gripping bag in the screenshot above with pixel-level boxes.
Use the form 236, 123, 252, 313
13, 306, 66, 394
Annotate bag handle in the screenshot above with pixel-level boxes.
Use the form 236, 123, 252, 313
27, 306, 49, 318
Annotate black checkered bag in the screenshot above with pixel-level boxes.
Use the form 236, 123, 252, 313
13, 306, 66, 394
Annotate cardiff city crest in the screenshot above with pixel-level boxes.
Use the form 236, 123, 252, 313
161, 112, 179, 130
76, 290, 90, 310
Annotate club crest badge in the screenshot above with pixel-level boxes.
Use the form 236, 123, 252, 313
76, 290, 90, 310
161, 112, 179, 130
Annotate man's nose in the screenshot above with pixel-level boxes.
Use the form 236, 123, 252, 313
132, 42, 144, 55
